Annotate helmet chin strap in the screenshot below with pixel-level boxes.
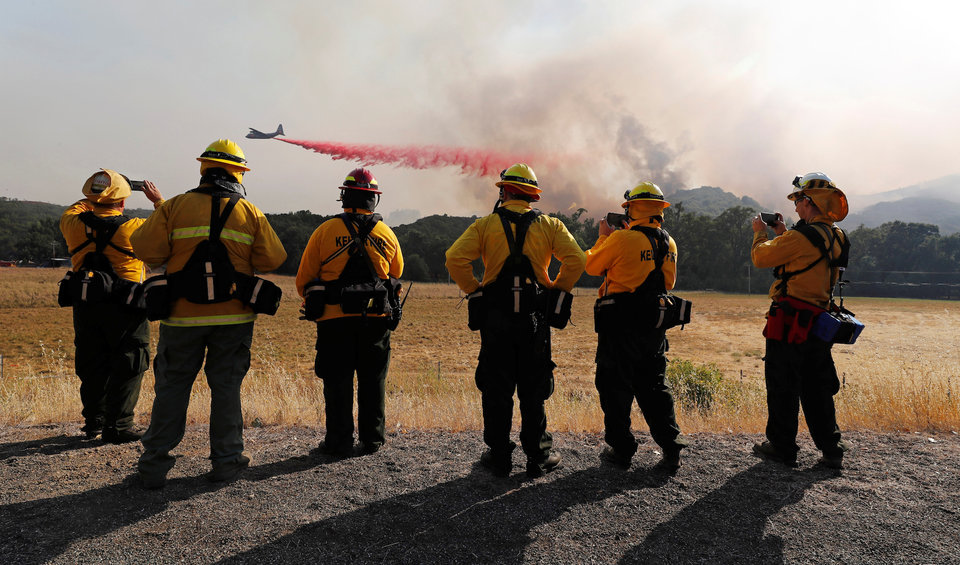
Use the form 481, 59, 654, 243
492, 189, 505, 212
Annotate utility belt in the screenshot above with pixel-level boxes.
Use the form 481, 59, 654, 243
465, 279, 572, 331
57, 269, 145, 310
302, 277, 402, 325
763, 296, 826, 344
765, 293, 866, 345
594, 290, 692, 333
141, 271, 282, 321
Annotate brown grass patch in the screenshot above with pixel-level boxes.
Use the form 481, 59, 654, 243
1, 269, 958, 434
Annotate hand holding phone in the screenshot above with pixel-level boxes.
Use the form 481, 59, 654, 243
605, 212, 629, 230
760, 212, 782, 227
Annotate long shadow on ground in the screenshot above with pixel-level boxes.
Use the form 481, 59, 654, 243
0, 443, 336, 565
0, 434, 102, 461
219, 463, 672, 564
0, 473, 212, 564
624, 462, 833, 564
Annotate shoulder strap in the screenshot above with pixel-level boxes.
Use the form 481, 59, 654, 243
631, 225, 669, 294
208, 193, 241, 243
774, 222, 847, 297
320, 213, 386, 266
494, 207, 541, 259
70, 212, 136, 258
631, 225, 668, 269
336, 213, 384, 279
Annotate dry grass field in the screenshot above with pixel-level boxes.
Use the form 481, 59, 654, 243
1, 268, 958, 434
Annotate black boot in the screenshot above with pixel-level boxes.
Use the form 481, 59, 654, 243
102, 427, 142, 444
81, 421, 103, 439
526, 452, 562, 478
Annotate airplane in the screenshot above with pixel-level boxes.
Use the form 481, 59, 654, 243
246, 124, 285, 139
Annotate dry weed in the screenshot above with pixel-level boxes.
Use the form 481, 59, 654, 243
1, 272, 957, 434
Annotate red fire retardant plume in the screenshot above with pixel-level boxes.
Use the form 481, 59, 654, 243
278, 138, 538, 177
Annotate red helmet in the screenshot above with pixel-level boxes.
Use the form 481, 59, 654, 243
339, 168, 381, 194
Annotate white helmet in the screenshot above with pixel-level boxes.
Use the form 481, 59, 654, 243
789, 172, 837, 200
789, 172, 848, 222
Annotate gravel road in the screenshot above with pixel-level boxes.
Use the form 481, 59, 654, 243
1, 424, 958, 564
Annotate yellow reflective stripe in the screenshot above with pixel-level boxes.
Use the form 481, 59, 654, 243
161, 313, 257, 327
221, 229, 254, 245
172, 226, 210, 240
170, 226, 253, 245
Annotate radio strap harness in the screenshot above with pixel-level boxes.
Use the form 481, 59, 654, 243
774, 221, 849, 299
493, 206, 542, 314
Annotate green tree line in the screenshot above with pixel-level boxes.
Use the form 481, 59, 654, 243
3, 197, 958, 298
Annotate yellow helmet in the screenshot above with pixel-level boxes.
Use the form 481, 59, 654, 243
495, 163, 542, 196
621, 182, 670, 209
789, 172, 848, 221
197, 139, 251, 172
82, 168, 131, 204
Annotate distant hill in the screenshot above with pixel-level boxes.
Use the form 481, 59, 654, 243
0, 197, 154, 260
844, 197, 960, 234
854, 174, 960, 208
667, 186, 763, 216
843, 175, 960, 234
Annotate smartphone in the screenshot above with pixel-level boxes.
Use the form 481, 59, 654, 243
129, 180, 146, 192
605, 212, 629, 229
760, 212, 780, 227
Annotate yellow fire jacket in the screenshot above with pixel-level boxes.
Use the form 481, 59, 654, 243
295, 210, 404, 322
751, 214, 844, 308
444, 200, 586, 294
585, 217, 678, 296
60, 199, 163, 283
130, 190, 287, 326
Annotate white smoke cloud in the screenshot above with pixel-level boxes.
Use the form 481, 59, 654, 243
1, 1, 958, 220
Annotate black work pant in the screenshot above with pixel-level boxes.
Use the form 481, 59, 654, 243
764, 337, 845, 459
595, 327, 686, 457
475, 309, 555, 461
72, 302, 149, 431
139, 322, 254, 477
315, 316, 392, 450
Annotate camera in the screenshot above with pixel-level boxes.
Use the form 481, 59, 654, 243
120, 173, 145, 191
760, 212, 781, 227
605, 212, 629, 229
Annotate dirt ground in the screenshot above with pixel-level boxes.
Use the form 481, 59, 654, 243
1, 424, 958, 564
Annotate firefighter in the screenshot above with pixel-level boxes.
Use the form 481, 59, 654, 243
131, 139, 286, 488
445, 163, 586, 478
585, 182, 688, 471
60, 169, 163, 443
750, 172, 850, 469
296, 168, 404, 457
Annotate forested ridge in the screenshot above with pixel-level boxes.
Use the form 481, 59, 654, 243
4, 197, 959, 298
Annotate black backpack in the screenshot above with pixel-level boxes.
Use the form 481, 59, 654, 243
58, 212, 139, 307
466, 207, 543, 330
334, 213, 399, 316
593, 225, 692, 332
302, 213, 403, 322
491, 207, 543, 313
169, 192, 242, 304
631, 226, 670, 297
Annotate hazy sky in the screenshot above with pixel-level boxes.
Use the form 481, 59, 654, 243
2, 1, 958, 221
